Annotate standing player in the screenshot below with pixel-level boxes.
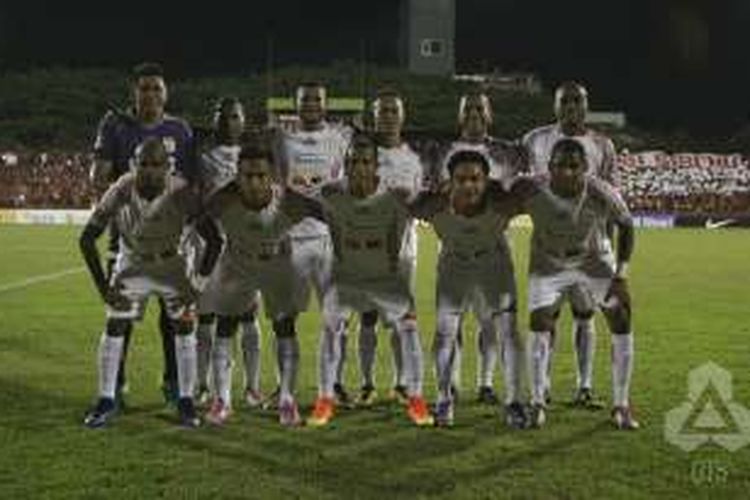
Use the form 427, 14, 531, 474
410, 150, 526, 428
439, 91, 526, 405
522, 81, 617, 406
199, 145, 324, 426
90, 62, 195, 406
307, 132, 433, 427
193, 97, 265, 408
356, 88, 424, 406
510, 139, 637, 430
275, 82, 352, 405
80, 138, 220, 428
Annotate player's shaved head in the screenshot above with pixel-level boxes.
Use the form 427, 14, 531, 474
458, 92, 492, 140
296, 82, 327, 129
133, 137, 169, 200
373, 88, 405, 146
554, 81, 588, 134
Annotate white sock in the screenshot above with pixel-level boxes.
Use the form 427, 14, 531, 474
499, 312, 522, 405
98, 333, 124, 399
435, 313, 460, 402
318, 319, 343, 398
477, 318, 499, 388
611, 333, 634, 408
545, 330, 556, 395
195, 320, 214, 390
277, 336, 299, 403
240, 318, 262, 393
398, 318, 424, 397
359, 322, 377, 387
175, 333, 198, 399
212, 336, 233, 406
574, 317, 596, 390
529, 331, 551, 405
452, 327, 463, 391
390, 329, 404, 387
336, 328, 348, 386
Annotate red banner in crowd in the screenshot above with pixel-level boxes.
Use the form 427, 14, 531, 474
616, 151, 748, 169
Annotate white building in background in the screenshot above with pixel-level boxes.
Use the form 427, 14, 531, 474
399, 0, 455, 76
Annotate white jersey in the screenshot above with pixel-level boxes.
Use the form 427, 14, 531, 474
321, 182, 407, 285
201, 144, 240, 197
279, 122, 352, 238
515, 176, 630, 277
431, 204, 511, 263
90, 173, 196, 261
522, 124, 617, 185
376, 143, 423, 261
440, 137, 522, 186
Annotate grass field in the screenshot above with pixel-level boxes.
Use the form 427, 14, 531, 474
1, 224, 749, 499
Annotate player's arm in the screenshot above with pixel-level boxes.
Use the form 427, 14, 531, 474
90, 111, 119, 191
600, 136, 618, 188
194, 214, 223, 277
79, 181, 128, 308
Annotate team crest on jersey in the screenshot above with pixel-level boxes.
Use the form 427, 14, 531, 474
162, 137, 177, 154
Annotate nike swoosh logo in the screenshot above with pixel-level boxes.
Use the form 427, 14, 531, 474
705, 218, 736, 229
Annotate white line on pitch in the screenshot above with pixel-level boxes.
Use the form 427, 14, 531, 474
0, 266, 86, 294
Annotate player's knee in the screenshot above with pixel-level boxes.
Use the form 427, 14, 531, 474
273, 316, 296, 338
398, 312, 418, 335
361, 310, 379, 328
106, 318, 131, 337
216, 315, 239, 338
572, 308, 595, 321
530, 307, 556, 332
604, 304, 631, 334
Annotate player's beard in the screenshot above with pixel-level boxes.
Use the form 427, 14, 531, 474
350, 175, 377, 199
241, 187, 272, 210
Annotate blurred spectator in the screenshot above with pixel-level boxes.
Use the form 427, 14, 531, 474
0, 151, 94, 208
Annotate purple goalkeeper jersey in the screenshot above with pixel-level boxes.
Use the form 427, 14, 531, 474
93, 110, 195, 182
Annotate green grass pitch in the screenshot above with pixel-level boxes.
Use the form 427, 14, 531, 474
0, 224, 748, 499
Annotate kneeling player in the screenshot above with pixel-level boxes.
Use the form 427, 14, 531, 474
510, 139, 638, 430
307, 132, 433, 427
200, 145, 324, 427
411, 150, 526, 428
80, 137, 221, 428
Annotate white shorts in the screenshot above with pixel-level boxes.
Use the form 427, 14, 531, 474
324, 278, 414, 328
107, 253, 193, 321
528, 269, 614, 312
436, 248, 516, 320
199, 254, 301, 320
290, 233, 334, 310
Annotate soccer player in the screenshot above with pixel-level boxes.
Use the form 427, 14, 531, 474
199, 145, 323, 427
509, 139, 637, 430
307, 132, 433, 427
356, 88, 424, 406
439, 91, 526, 405
275, 82, 352, 405
193, 97, 265, 408
80, 137, 220, 428
90, 62, 195, 406
522, 81, 618, 407
409, 150, 526, 428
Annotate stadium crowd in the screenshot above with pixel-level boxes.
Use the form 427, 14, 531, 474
0, 151, 95, 208
2, 145, 749, 215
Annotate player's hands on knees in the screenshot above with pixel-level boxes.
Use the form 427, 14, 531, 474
102, 281, 130, 311
605, 277, 631, 309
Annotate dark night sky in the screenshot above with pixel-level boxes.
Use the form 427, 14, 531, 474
1, 0, 748, 134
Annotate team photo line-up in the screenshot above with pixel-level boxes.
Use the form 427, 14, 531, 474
80, 62, 636, 432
